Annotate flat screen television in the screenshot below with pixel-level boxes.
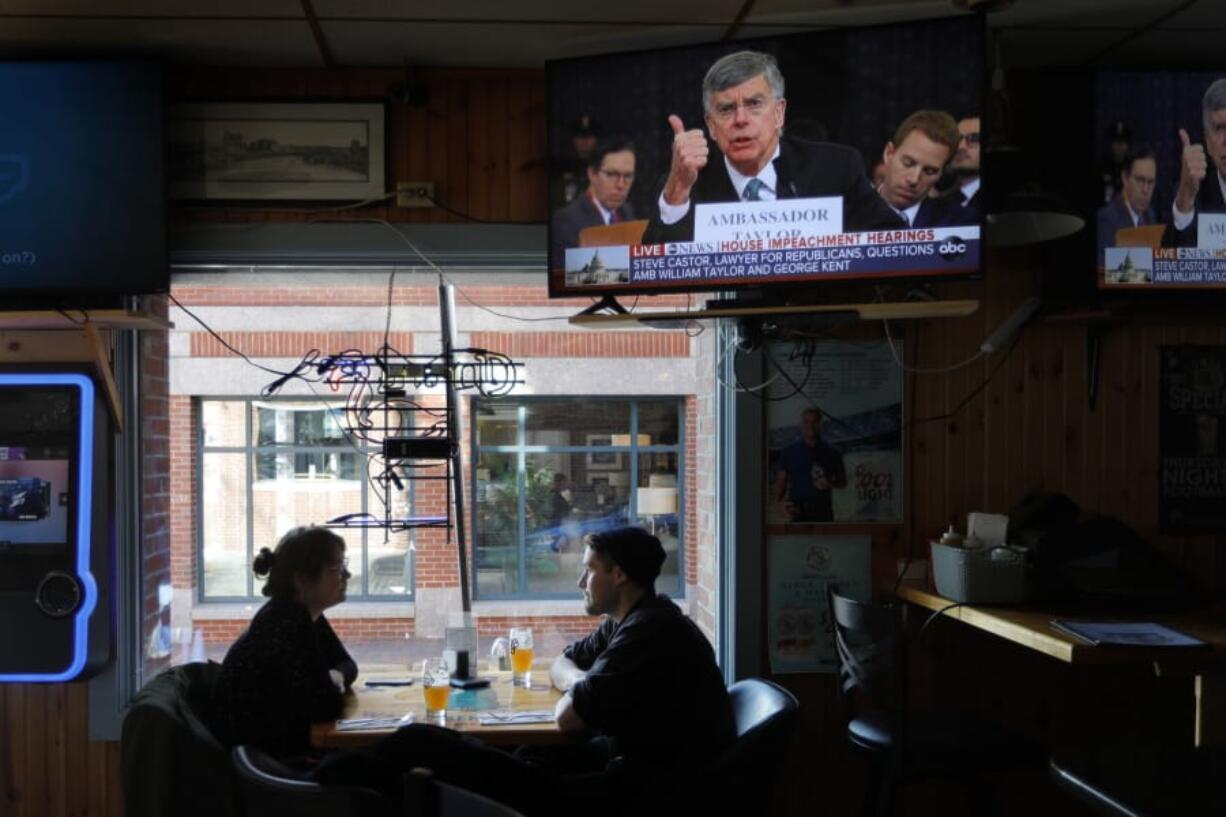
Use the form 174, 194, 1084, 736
1096, 70, 1226, 289
0, 61, 166, 299
545, 15, 983, 300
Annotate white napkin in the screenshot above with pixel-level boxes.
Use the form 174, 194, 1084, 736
477, 710, 555, 725
336, 712, 414, 731
967, 512, 1009, 548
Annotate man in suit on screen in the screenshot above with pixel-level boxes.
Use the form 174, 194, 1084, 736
550, 137, 637, 269
875, 109, 961, 228
1097, 144, 1158, 256
641, 50, 903, 244
1169, 77, 1226, 247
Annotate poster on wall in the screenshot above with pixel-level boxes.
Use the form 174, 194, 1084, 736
1159, 346, 1226, 532
765, 339, 904, 524
767, 534, 871, 674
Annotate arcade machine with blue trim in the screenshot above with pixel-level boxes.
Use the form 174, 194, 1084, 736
0, 371, 112, 682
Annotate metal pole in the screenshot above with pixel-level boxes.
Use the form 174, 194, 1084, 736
439, 281, 470, 613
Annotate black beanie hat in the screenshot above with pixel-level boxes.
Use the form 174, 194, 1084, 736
590, 526, 667, 587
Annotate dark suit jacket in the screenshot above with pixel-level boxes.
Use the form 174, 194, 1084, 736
550, 194, 635, 269
954, 184, 980, 225
910, 196, 962, 229
1097, 195, 1157, 255
642, 135, 903, 244
1169, 172, 1226, 248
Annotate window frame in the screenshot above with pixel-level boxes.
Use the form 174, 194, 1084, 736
196, 396, 416, 602
470, 395, 685, 601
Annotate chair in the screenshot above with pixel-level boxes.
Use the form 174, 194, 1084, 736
120, 660, 239, 817
232, 745, 526, 817
687, 678, 800, 812
827, 587, 1044, 817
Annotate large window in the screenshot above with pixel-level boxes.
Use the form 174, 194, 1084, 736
199, 399, 414, 601
472, 397, 683, 599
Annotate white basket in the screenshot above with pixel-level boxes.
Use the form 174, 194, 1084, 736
930, 541, 1026, 604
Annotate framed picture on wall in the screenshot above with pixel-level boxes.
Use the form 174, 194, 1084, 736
585, 434, 623, 471
167, 102, 386, 202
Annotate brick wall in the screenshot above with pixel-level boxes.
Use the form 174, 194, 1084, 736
141, 297, 173, 679
168, 277, 714, 649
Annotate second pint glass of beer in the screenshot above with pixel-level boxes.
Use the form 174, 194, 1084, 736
421, 657, 450, 724
509, 627, 534, 687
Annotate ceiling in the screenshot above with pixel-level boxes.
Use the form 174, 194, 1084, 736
0, 0, 1221, 70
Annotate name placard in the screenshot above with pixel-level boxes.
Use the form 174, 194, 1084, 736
694, 197, 844, 243
1198, 213, 1226, 250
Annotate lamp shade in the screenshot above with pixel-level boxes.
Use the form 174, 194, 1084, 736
637, 486, 678, 515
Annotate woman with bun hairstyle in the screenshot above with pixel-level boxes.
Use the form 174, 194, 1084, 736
211, 525, 357, 760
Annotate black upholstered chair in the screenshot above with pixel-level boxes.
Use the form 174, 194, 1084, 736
232, 745, 526, 817
682, 677, 799, 812
828, 587, 1044, 817
120, 661, 239, 817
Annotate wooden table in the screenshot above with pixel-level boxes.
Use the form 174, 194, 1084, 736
895, 583, 1226, 746
311, 669, 568, 749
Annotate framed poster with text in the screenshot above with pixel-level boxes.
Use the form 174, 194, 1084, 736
1159, 346, 1226, 532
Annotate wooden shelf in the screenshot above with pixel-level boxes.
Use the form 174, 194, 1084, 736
568, 299, 979, 327
0, 308, 172, 331
0, 309, 169, 431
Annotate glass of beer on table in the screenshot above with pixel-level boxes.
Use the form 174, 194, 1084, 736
509, 626, 534, 687
421, 657, 450, 724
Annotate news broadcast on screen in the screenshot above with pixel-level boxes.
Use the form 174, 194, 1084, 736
1097, 71, 1226, 289
546, 16, 983, 298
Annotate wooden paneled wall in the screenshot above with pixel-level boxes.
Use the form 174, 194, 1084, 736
171, 66, 547, 225
0, 683, 121, 817
5, 63, 1223, 817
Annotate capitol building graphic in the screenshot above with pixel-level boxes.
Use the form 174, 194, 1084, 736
565, 246, 631, 286
1104, 247, 1152, 284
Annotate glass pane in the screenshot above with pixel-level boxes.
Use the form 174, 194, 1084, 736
475, 402, 519, 447
330, 528, 365, 598
251, 456, 365, 559
201, 452, 249, 597
637, 452, 681, 593
522, 454, 574, 595
254, 450, 361, 482
366, 477, 413, 597
527, 453, 629, 594
201, 401, 246, 448
525, 401, 629, 446
474, 451, 519, 596
254, 402, 347, 447
638, 400, 680, 446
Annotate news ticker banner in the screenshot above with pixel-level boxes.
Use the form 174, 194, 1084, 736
564, 225, 980, 287
1103, 214, 1226, 286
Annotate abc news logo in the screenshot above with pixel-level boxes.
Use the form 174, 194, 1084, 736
938, 237, 968, 261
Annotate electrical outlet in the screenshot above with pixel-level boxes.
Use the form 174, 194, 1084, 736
397, 181, 435, 208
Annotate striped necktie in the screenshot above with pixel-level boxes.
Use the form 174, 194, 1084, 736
743, 178, 763, 201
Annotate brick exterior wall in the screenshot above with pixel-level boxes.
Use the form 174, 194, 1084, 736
468, 331, 689, 358
168, 279, 715, 649
190, 331, 414, 358
141, 297, 173, 678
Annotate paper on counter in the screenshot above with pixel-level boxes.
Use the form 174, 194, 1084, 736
967, 512, 1009, 548
477, 710, 555, 725
336, 712, 414, 731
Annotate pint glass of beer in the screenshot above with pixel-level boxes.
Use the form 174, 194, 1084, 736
509, 627, 534, 688
421, 657, 450, 724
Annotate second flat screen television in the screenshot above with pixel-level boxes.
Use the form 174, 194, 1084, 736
546, 15, 984, 298
1096, 70, 1226, 289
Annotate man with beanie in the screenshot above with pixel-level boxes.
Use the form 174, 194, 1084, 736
312, 526, 733, 817
549, 526, 735, 809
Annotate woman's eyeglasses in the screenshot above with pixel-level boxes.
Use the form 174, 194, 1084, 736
325, 557, 350, 574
